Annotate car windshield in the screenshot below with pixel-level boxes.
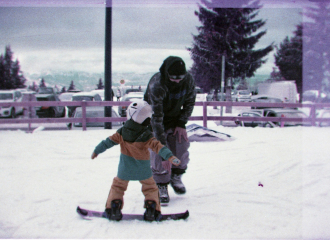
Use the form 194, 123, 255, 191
0, 93, 13, 100
36, 97, 50, 101
38, 88, 54, 94
72, 96, 94, 101
239, 90, 250, 95
125, 89, 142, 94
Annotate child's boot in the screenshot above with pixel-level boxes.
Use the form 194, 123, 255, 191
104, 199, 123, 221
144, 200, 162, 221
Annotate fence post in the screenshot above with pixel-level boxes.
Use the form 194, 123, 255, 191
82, 101, 87, 131
203, 101, 207, 128
310, 104, 316, 126
280, 114, 285, 128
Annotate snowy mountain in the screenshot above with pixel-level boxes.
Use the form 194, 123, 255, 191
24, 70, 269, 93
24, 71, 155, 91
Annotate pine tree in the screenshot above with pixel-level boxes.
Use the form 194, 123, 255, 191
274, 24, 303, 100
0, 45, 26, 90
303, 2, 330, 93
0, 55, 5, 89
68, 80, 76, 91
28, 82, 38, 92
39, 78, 46, 87
96, 78, 104, 89
188, 0, 273, 93
269, 67, 284, 81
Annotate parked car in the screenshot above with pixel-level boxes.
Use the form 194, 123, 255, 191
250, 95, 283, 109
262, 108, 309, 127
35, 94, 66, 118
37, 87, 59, 95
235, 110, 276, 128
123, 88, 143, 96
118, 92, 144, 117
58, 92, 76, 117
91, 89, 118, 101
316, 109, 330, 127
21, 92, 37, 118
90, 89, 105, 101
72, 106, 121, 128
302, 90, 327, 103
0, 90, 24, 118
68, 92, 102, 117
58, 92, 75, 102
231, 90, 252, 102
195, 86, 203, 94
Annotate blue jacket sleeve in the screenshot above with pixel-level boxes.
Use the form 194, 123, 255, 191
94, 137, 117, 155
158, 146, 174, 161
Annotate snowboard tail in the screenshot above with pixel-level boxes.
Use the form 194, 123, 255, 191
76, 206, 189, 222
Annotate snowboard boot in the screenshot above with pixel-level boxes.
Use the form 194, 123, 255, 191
143, 200, 162, 221
104, 199, 123, 221
157, 183, 170, 203
170, 173, 186, 194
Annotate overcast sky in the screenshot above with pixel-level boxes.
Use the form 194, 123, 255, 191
0, 0, 312, 77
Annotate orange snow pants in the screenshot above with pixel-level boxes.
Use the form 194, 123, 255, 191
105, 176, 161, 211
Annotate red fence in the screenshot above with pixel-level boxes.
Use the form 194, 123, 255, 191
1, 101, 330, 131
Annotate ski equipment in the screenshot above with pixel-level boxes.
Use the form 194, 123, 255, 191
76, 206, 189, 222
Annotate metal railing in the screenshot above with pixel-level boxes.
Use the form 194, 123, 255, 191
1, 101, 330, 131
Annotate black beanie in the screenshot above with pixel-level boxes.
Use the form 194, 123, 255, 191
168, 60, 186, 75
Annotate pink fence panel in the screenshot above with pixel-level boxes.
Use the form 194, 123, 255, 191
1, 101, 330, 131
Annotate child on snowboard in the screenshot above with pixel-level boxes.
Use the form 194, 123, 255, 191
91, 100, 181, 221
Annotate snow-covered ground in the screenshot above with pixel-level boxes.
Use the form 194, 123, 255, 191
1, 107, 330, 239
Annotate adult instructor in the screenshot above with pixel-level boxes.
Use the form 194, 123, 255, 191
144, 56, 196, 203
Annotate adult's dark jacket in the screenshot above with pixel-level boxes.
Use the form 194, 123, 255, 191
144, 56, 196, 145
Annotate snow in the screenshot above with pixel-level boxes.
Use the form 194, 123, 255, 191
1, 110, 330, 239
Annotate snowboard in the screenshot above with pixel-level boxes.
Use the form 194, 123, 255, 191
76, 206, 189, 222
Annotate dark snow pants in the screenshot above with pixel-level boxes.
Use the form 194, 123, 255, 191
150, 128, 190, 184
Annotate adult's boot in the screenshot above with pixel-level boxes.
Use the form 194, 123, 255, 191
170, 173, 186, 194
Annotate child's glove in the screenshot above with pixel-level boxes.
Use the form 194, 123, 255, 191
91, 152, 98, 159
168, 156, 181, 166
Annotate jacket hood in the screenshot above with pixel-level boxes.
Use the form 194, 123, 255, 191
159, 56, 186, 75
119, 119, 153, 142
159, 56, 187, 89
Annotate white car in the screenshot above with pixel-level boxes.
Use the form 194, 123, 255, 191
317, 109, 330, 127
90, 89, 105, 101
72, 106, 122, 128
118, 92, 144, 117
262, 108, 309, 127
231, 90, 252, 102
235, 110, 276, 128
68, 92, 102, 117
0, 90, 24, 118
59, 92, 75, 102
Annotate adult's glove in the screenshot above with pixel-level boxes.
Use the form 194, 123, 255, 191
173, 127, 188, 143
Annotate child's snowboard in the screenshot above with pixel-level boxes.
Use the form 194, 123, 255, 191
76, 206, 189, 222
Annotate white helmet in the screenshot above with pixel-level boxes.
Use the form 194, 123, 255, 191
127, 99, 153, 124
